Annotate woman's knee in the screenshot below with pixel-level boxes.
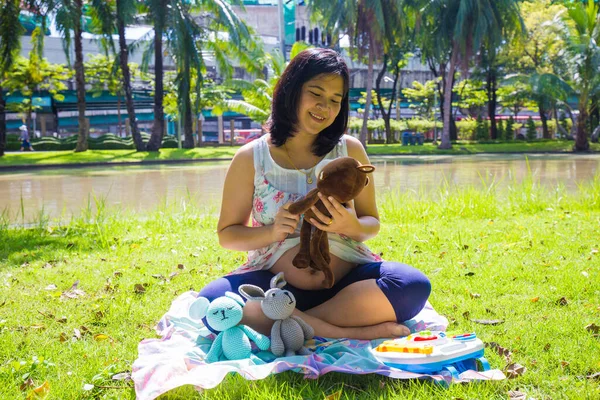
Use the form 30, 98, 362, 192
377, 262, 431, 322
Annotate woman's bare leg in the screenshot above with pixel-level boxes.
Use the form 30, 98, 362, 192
241, 288, 408, 340
304, 279, 397, 327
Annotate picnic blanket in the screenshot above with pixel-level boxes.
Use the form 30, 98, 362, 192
132, 291, 505, 400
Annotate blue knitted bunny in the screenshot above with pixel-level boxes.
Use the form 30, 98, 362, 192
188, 292, 270, 363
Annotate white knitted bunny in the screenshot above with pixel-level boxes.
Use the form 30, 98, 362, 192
239, 272, 314, 357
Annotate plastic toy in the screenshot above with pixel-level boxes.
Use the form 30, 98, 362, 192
188, 292, 270, 363
371, 331, 490, 379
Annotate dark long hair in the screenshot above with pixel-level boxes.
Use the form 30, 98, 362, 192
267, 48, 350, 157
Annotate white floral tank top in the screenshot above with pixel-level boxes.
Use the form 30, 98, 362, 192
228, 134, 382, 275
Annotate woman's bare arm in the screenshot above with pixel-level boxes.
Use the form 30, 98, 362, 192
217, 144, 275, 251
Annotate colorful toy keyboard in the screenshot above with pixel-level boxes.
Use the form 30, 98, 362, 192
371, 331, 490, 379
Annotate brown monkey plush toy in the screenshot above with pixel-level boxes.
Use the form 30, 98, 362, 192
288, 157, 375, 288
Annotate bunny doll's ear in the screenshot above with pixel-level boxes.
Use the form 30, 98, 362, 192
270, 272, 287, 289
188, 297, 210, 321
225, 291, 245, 307
237, 285, 266, 301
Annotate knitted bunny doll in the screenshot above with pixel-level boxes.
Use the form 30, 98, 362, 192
239, 272, 314, 357
188, 292, 270, 363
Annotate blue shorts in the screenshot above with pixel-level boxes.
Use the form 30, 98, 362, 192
198, 261, 431, 324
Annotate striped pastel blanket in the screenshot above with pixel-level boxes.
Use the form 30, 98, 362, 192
132, 291, 504, 400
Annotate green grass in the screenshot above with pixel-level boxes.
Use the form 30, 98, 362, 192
1, 178, 600, 399
1, 140, 599, 168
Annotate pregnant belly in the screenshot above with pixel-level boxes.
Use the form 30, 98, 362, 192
270, 243, 356, 290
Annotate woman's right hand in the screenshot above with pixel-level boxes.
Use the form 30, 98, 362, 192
270, 202, 300, 242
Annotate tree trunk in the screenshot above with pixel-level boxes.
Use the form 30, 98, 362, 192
439, 47, 458, 149
73, 0, 88, 153
117, 1, 144, 151
182, 65, 194, 149
359, 36, 375, 147
146, 6, 166, 152
375, 54, 393, 144
0, 86, 6, 157
538, 100, 549, 139
575, 100, 590, 151
117, 96, 122, 136
487, 69, 498, 140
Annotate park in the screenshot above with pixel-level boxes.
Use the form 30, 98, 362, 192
1, 1, 599, 399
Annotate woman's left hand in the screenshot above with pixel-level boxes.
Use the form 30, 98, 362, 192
308, 193, 360, 235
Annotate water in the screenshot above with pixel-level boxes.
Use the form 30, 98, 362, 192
1, 154, 599, 223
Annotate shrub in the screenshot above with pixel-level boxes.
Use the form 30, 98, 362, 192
526, 116, 537, 140
505, 116, 515, 141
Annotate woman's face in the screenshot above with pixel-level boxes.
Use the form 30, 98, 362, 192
295, 73, 345, 136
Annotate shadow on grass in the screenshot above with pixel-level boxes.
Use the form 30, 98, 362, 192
0, 226, 96, 268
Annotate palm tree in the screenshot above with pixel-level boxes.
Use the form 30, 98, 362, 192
53, 0, 89, 152
553, 0, 600, 151
308, 0, 404, 147
141, 0, 260, 150
413, 0, 523, 149
90, 0, 145, 150
0, 0, 23, 157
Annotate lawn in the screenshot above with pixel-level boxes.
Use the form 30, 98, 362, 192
1, 140, 599, 168
0, 177, 599, 399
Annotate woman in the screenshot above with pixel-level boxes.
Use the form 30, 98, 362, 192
200, 48, 431, 340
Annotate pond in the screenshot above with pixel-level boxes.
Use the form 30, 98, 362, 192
1, 153, 599, 224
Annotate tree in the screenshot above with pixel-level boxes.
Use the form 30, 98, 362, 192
412, 0, 523, 149
308, 0, 406, 147
84, 54, 150, 137
375, 50, 414, 143
2, 31, 70, 134
452, 79, 488, 119
526, 116, 537, 140
90, 0, 146, 150
503, 0, 567, 138
223, 42, 312, 125
0, 0, 23, 156
497, 83, 537, 118
402, 79, 438, 120
553, 0, 600, 151
53, 0, 89, 152
140, 0, 261, 150
506, 116, 515, 140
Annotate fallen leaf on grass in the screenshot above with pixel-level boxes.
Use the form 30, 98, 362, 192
26, 380, 50, 399
587, 372, 600, 380
93, 333, 111, 342
462, 311, 470, 319
59, 332, 69, 343
486, 342, 512, 361
531, 297, 539, 303
555, 297, 568, 306
560, 361, 570, 368
505, 363, 527, 379
44, 284, 57, 291
177, 263, 185, 270
82, 384, 94, 391
465, 272, 475, 277
585, 323, 600, 334
151, 274, 165, 280
20, 378, 35, 391
472, 319, 504, 326
134, 284, 146, 294
42, 263, 53, 269
113, 271, 123, 278
61, 280, 86, 299
325, 389, 343, 400
73, 328, 81, 340
543, 343, 551, 351
30, 324, 46, 331
470, 292, 481, 299
508, 390, 527, 400
168, 272, 179, 280
111, 372, 131, 381
378, 380, 385, 389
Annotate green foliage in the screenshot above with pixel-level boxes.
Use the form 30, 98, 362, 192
84, 54, 151, 98
506, 116, 515, 140
456, 118, 478, 140
475, 115, 490, 141
3, 133, 178, 151
526, 116, 537, 140
453, 79, 487, 118
497, 119, 505, 141
402, 80, 438, 119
